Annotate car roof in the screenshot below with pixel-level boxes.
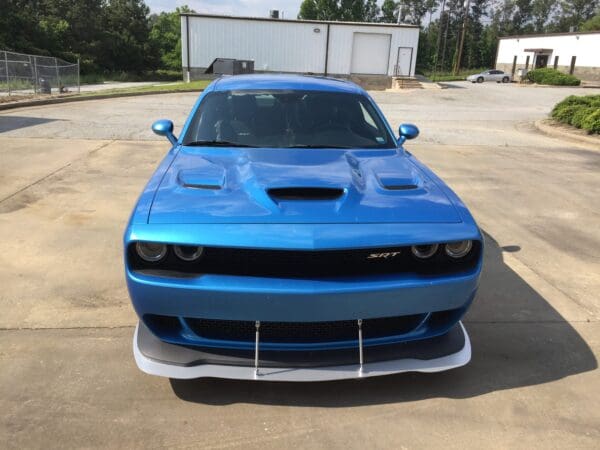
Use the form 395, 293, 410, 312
211, 74, 365, 94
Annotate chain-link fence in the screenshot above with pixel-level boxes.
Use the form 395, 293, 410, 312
1, 50, 80, 96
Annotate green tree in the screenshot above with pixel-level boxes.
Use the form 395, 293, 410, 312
552, 0, 599, 31
531, 0, 556, 32
99, 0, 156, 72
149, 6, 194, 71
381, 0, 398, 23
399, 0, 439, 26
580, 13, 600, 31
298, 0, 320, 19
463, 0, 489, 69
297, 0, 380, 21
298, 0, 340, 20
364, 0, 380, 21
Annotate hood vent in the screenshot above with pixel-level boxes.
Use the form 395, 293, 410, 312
376, 173, 420, 191
268, 187, 344, 201
383, 184, 418, 191
178, 169, 224, 190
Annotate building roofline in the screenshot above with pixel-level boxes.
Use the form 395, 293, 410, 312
180, 12, 419, 29
498, 30, 600, 40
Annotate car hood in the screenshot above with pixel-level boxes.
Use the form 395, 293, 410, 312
148, 147, 461, 224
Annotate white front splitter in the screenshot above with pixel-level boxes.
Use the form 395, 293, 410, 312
133, 322, 471, 381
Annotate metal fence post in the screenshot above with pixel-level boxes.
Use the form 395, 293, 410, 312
77, 58, 80, 94
55, 58, 60, 95
4, 51, 10, 96
33, 56, 38, 94
29, 55, 36, 94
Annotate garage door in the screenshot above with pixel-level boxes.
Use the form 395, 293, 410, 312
350, 33, 391, 75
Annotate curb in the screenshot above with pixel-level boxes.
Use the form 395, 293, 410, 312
534, 119, 600, 147
0, 88, 204, 112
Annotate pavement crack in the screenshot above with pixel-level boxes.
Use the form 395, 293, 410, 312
511, 252, 597, 317
0, 139, 115, 205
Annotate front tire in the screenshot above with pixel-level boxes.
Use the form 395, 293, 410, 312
477, 77, 484, 83
502, 76, 510, 83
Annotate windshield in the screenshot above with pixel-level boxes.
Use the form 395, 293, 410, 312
182, 90, 396, 149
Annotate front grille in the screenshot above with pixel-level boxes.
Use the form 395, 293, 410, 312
143, 308, 465, 349
129, 241, 481, 279
184, 314, 427, 344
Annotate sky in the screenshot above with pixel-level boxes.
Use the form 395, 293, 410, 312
146, 0, 303, 19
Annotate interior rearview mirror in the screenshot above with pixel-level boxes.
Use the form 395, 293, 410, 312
398, 123, 419, 145
152, 119, 178, 146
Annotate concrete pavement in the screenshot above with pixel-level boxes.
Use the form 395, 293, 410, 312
0, 82, 599, 449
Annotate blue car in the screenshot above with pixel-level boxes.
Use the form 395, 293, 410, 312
125, 74, 483, 381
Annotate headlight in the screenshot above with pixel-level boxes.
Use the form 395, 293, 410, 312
445, 240, 473, 258
174, 245, 203, 262
135, 242, 167, 262
411, 244, 439, 259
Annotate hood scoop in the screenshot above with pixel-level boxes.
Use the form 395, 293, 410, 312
267, 187, 345, 202
178, 168, 224, 190
376, 173, 420, 191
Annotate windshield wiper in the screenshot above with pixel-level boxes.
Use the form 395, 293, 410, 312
286, 144, 353, 149
184, 140, 257, 147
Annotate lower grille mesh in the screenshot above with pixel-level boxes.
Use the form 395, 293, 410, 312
184, 314, 427, 344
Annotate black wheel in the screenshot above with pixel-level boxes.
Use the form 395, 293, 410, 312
477, 77, 484, 83
502, 76, 510, 83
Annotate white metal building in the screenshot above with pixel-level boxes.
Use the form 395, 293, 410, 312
495, 31, 600, 82
180, 13, 420, 84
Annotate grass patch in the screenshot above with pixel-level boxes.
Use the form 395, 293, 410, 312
80, 70, 183, 84
421, 68, 488, 82
551, 94, 600, 134
527, 68, 581, 86
78, 79, 211, 97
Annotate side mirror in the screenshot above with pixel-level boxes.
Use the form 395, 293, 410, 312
152, 119, 178, 146
398, 123, 419, 145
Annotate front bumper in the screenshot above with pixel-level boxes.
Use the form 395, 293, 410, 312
133, 320, 471, 381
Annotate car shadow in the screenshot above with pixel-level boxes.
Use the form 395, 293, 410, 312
0, 116, 60, 133
169, 231, 596, 406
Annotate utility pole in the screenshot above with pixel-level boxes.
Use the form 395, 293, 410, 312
453, 0, 471, 75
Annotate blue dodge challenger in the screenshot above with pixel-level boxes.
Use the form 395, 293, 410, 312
125, 74, 483, 381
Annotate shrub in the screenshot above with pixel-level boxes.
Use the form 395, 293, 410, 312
551, 104, 580, 123
527, 68, 555, 84
551, 95, 600, 134
570, 107, 596, 128
527, 68, 581, 86
581, 109, 600, 134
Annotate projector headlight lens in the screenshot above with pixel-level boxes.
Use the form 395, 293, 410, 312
174, 245, 203, 262
411, 244, 439, 259
445, 240, 473, 258
135, 242, 167, 262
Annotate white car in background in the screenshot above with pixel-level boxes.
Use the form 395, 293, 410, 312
467, 69, 512, 83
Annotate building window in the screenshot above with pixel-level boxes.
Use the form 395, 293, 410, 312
570, 56, 576, 75
553, 55, 559, 69
525, 55, 530, 70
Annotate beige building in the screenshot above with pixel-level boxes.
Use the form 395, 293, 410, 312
495, 31, 600, 82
